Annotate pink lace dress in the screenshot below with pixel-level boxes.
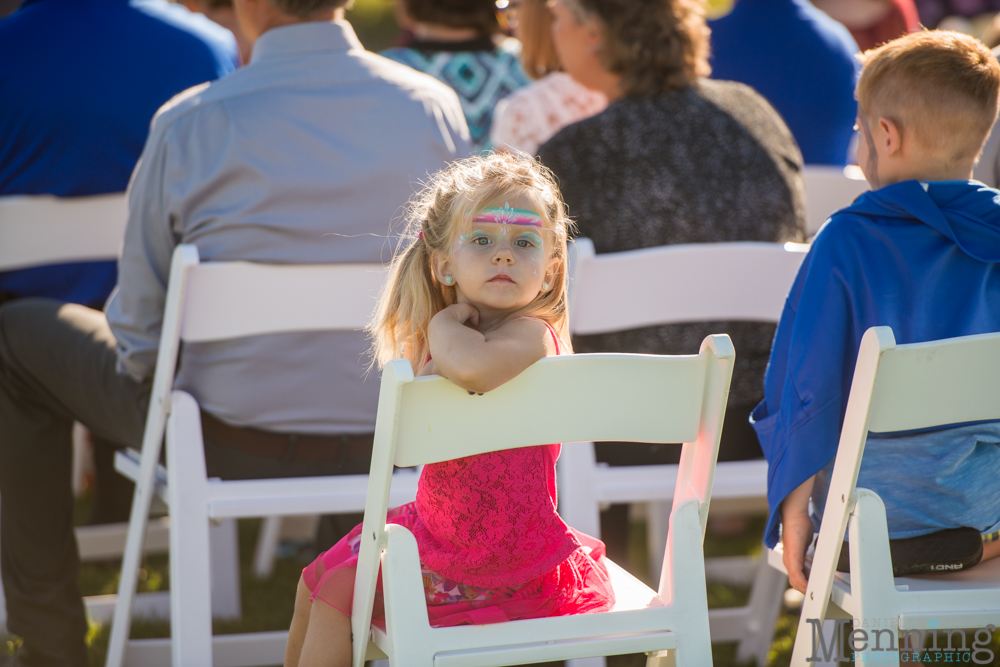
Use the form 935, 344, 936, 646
302, 326, 615, 627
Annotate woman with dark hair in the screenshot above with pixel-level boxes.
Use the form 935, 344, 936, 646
382, 0, 530, 151
538, 0, 806, 548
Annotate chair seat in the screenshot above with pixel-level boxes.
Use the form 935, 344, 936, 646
606, 558, 663, 612
770, 542, 1000, 616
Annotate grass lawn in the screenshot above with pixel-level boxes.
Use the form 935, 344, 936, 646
4, 499, 999, 666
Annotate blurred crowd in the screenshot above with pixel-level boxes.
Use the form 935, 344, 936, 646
4, 0, 1000, 664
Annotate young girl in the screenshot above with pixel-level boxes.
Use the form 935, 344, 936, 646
284, 152, 615, 667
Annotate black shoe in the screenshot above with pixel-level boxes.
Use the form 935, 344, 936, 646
837, 526, 983, 576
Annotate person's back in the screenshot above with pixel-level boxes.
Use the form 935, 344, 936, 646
0, 3, 469, 662
709, 0, 860, 166
755, 30, 1000, 592
108, 20, 471, 432
0, 0, 239, 306
541, 78, 804, 461
379, 0, 528, 153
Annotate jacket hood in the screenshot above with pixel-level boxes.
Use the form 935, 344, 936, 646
842, 179, 1000, 263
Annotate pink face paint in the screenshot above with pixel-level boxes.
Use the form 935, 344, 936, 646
472, 202, 543, 227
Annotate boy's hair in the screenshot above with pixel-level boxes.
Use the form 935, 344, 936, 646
369, 152, 574, 371
856, 30, 1000, 165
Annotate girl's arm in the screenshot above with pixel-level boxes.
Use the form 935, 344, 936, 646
426, 303, 557, 393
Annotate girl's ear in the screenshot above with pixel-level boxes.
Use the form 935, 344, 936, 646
432, 251, 453, 286
541, 253, 561, 292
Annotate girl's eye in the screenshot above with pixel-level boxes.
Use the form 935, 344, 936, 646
514, 239, 531, 248
474, 236, 491, 246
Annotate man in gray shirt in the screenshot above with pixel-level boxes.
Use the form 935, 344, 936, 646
0, 0, 469, 661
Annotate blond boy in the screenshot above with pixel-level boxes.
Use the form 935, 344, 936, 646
752, 31, 1000, 592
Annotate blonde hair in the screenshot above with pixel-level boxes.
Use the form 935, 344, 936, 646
856, 30, 1000, 165
519, 0, 562, 80
370, 152, 574, 371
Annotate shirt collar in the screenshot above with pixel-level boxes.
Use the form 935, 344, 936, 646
250, 20, 364, 64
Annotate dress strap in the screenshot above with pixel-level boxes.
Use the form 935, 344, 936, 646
540, 321, 561, 355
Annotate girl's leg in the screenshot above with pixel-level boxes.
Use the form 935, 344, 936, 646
983, 539, 1000, 561
285, 576, 314, 667
298, 597, 353, 667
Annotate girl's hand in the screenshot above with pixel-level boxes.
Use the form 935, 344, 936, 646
426, 313, 557, 394
418, 359, 441, 377
441, 302, 480, 328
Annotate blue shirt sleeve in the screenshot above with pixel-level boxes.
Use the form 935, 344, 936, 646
753, 220, 860, 547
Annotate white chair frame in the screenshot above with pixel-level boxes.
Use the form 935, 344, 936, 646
561, 238, 808, 666
769, 327, 1000, 666
0, 193, 128, 271
351, 336, 734, 667
104, 245, 418, 667
801, 165, 869, 238
0, 192, 130, 633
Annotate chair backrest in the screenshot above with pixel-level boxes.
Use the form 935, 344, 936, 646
140, 245, 388, 468
802, 165, 869, 237
0, 193, 128, 270
351, 337, 735, 665
803, 327, 1000, 633
568, 238, 808, 335
389, 349, 726, 467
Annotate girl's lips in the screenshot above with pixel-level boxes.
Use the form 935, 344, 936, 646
488, 275, 515, 283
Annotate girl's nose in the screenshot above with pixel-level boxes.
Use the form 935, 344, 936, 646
493, 248, 514, 264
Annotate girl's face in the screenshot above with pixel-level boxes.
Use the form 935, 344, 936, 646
433, 194, 559, 321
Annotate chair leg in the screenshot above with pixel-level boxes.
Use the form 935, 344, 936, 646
647, 500, 671, 585
209, 518, 241, 619
166, 395, 215, 667
252, 516, 283, 579
645, 650, 675, 667
556, 443, 601, 538
566, 657, 606, 667
734, 552, 787, 666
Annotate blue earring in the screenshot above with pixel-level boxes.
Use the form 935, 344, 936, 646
445, 276, 454, 285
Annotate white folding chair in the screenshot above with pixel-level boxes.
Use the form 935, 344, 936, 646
0, 192, 131, 632
104, 245, 419, 667
561, 238, 808, 666
0, 193, 128, 270
802, 165, 869, 237
352, 336, 734, 667
768, 327, 1000, 667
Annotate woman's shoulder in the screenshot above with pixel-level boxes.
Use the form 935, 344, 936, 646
692, 79, 801, 160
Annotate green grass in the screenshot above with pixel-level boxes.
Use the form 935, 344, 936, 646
8, 496, 999, 667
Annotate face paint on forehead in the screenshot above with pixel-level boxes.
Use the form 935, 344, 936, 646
472, 201, 543, 227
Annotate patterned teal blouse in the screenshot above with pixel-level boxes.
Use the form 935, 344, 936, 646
382, 37, 530, 152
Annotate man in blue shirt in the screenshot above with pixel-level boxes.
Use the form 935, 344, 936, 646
709, 0, 860, 166
0, 0, 240, 307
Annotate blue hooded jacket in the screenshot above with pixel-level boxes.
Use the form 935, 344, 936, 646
752, 179, 1000, 548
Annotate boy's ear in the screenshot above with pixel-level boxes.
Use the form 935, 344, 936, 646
879, 117, 904, 157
